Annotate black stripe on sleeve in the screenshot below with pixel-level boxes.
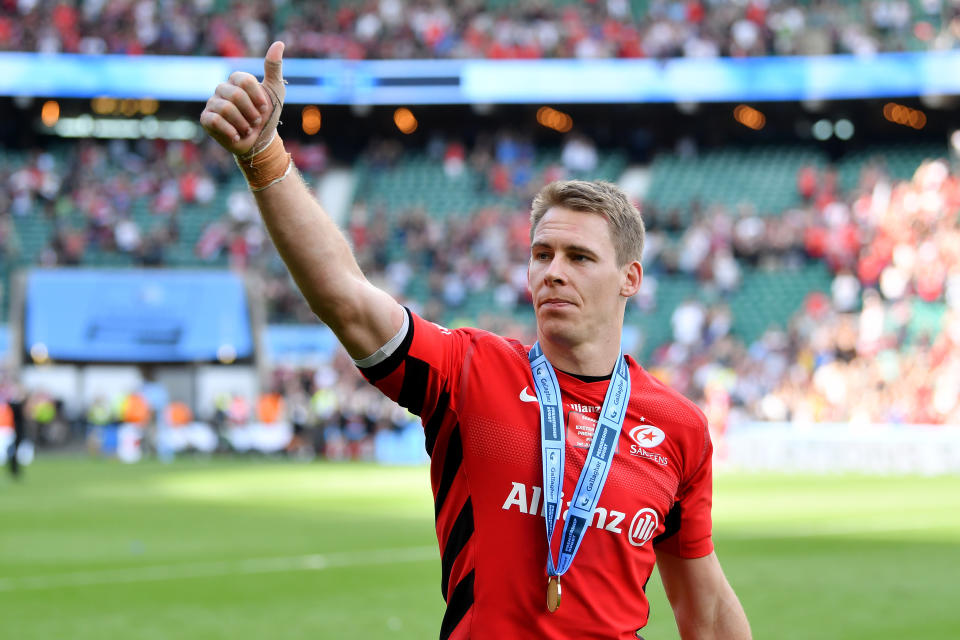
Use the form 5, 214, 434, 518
398, 356, 429, 416
423, 387, 450, 457
440, 497, 474, 602
653, 501, 682, 546
438, 569, 475, 640
358, 307, 415, 383
434, 423, 462, 521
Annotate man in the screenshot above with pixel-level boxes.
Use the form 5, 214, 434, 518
4, 382, 26, 479
201, 42, 751, 640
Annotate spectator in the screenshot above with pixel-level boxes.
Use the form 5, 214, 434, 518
8, 0, 954, 60
561, 134, 598, 174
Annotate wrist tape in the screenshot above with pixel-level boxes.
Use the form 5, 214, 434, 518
236, 132, 293, 192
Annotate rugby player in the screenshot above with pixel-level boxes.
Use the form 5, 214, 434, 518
201, 42, 751, 640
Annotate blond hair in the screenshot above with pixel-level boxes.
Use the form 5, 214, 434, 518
529, 180, 644, 266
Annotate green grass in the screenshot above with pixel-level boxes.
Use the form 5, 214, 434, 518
1, 458, 959, 639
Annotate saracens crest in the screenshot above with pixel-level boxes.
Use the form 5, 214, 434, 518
627, 419, 669, 466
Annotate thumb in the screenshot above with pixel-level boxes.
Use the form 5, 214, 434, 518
262, 41, 286, 98
243, 41, 286, 156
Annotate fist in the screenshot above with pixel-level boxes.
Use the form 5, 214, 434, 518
200, 41, 286, 156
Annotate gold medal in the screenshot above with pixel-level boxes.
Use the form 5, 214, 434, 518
546, 576, 561, 612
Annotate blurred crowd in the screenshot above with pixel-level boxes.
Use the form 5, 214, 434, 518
1, 138, 232, 266
3, 129, 960, 469
648, 158, 960, 429
343, 148, 960, 427
279, 143, 960, 430
4, 0, 960, 59
0, 352, 419, 464
0, 136, 332, 321
0, 129, 599, 323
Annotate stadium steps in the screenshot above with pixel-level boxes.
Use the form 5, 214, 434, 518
835, 143, 948, 194
353, 149, 627, 220
644, 146, 823, 220
729, 262, 832, 345
626, 262, 832, 359
627, 274, 701, 360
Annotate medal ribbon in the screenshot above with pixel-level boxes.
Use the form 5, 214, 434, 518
529, 341, 631, 579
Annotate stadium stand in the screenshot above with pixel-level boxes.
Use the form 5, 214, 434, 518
3, 124, 958, 439
2, 0, 958, 58
645, 146, 823, 216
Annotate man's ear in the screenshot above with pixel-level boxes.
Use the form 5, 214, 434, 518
620, 261, 643, 298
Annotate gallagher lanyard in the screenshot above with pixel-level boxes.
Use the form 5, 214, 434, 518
529, 342, 631, 580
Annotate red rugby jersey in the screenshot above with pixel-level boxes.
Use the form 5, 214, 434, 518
359, 310, 714, 640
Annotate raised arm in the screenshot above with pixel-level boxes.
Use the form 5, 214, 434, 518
200, 41, 404, 359
655, 550, 752, 640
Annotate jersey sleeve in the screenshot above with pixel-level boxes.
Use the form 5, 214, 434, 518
653, 419, 714, 559
356, 308, 469, 453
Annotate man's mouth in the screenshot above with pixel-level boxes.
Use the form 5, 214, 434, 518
539, 298, 574, 309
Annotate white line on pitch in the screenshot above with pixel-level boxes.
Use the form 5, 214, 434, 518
720, 522, 959, 538
0, 546, 438, 592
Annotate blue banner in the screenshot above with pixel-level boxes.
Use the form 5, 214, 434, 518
24, 268, 253, 363
5, 51, 960, 104
263, 324, 338, 363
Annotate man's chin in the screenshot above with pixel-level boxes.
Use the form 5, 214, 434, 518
536, 316, 582, 346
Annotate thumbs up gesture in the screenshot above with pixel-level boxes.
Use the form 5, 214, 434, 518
201, 41, 286, 156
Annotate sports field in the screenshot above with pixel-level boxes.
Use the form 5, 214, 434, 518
1, 457, 957, 639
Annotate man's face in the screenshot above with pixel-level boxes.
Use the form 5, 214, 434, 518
527, 206, 638, 349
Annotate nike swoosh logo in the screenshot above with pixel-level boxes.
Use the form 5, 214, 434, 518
519, 387, 538, 403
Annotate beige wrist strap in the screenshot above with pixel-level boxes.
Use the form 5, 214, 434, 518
236, 132, 293, 192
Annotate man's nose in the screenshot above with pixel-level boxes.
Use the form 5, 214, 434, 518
543, 256, 566, 284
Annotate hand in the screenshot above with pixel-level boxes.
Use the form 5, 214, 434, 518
200, 41, 286, 156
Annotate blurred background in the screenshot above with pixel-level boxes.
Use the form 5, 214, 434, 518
1, 1, 959, 639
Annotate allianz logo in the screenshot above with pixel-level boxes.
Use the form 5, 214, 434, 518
502, 481, 659, 547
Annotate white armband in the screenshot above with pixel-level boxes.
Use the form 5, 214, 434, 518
352, 310, 410, 368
